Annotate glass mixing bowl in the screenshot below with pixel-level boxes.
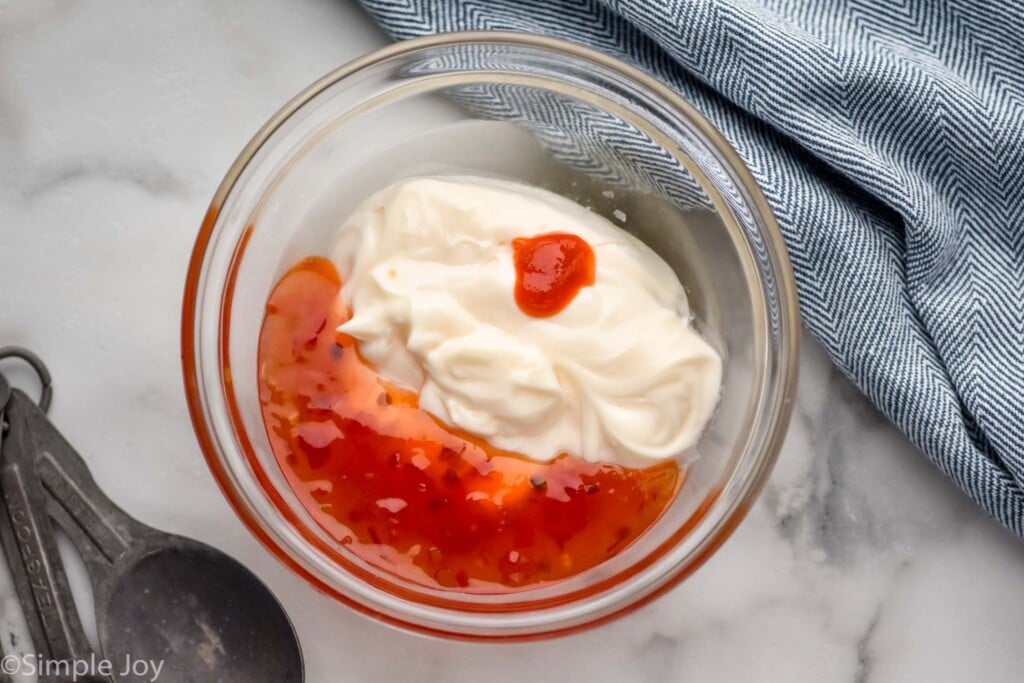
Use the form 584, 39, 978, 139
182, 32, 799, 640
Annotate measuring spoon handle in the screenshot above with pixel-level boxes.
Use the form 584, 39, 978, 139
0, 391, 105, 682
15, 390, 155, 582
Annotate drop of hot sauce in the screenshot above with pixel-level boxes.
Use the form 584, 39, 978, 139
512, 232, 595, 317
257, 257, 680, 591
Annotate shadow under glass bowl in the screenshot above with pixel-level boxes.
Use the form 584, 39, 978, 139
182, 32, 799, 641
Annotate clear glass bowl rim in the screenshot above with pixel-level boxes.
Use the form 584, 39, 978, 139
181, 31, 800, 641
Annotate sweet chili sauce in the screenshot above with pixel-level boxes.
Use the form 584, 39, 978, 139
258, 256, 680, 591
512, 232, 596, 317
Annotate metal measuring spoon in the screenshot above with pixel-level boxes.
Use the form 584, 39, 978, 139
0, 350, 303, 682
0, 353, 100, 683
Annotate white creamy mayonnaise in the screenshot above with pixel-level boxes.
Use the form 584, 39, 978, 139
332, 176, 722, 467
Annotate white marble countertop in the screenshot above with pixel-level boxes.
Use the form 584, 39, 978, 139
2, 2, 1023, 681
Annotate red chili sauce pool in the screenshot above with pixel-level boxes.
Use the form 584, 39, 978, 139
258, 256, 681, 591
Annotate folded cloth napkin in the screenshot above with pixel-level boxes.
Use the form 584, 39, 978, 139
358, 0, 1024, 534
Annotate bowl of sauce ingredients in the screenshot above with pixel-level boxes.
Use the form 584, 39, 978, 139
183, 32, 799, 640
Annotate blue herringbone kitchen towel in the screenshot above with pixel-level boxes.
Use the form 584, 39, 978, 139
358, 0, 1024, 534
